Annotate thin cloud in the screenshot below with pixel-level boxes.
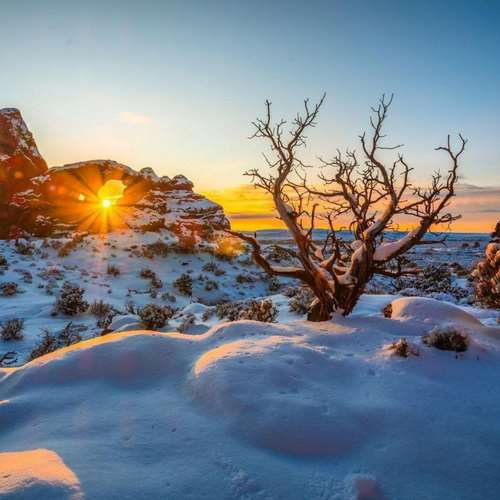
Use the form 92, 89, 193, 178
118, 112, 153, 125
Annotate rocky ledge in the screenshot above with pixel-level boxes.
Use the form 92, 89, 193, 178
0, 108, 229, 239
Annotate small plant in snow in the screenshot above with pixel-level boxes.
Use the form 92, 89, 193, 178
0, 319, 24, 341
0, 255, 7, 267
288, 287, 315, 315
202, 261, 225, 276
106, 264, 121, 276
472, 222, 500, 309
216, 299, 278, 323
236, 273, 255, 284
204, 279, 219, 291
177, 313, 196, 332
267, 276, 282, 293
140, 267, 156, 280
14, 240, 35, 256
0, 282, 19, 297
239, 299, 278, 322
53, 282, 89, 316
173, 273, 193, 296
138, 304, 175, 329
387, 338, 419, 358
29, 322, 87, 361
89, 300, 116, 329
422, 325, 470, 352
57, 233, 85, 257
382, 303, 393, 318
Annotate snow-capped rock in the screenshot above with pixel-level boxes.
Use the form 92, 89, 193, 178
0, 111, 229, 238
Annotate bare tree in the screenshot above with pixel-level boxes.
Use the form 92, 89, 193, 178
229, 95, 466, 321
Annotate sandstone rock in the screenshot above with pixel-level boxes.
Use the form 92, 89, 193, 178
0, 110, 230, 239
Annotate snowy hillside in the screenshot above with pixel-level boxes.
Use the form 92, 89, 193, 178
1, 296, 500, 499
0, 224, 499, 499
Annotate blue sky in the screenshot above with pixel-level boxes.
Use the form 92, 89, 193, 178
1, 0, 499, 196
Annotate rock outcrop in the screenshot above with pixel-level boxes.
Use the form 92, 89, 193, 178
0, 109, 229, 239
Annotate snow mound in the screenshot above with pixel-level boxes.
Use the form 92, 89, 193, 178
0, 449, 83, 499
390, 297, 481, 326
192, 330, 376, 456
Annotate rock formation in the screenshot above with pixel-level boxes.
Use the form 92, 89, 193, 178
0, 109, 229, 239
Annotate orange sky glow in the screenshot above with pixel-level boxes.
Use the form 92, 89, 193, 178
202, 184, 500, 233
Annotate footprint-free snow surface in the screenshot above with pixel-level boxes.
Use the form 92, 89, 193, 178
1, 297, 500, 499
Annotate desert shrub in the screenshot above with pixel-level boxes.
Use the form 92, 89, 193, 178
266, 245, 295, 263
0, 319, 24, 341
202, 308, 214, 321
14, 240, 35, 256
216, 299, 278, 323
58, 233, 85, 257
142, 240, 170, 258
267, 276, 282, 293
422, 325, 470, 352
288, 287, 315, 314
213, 235, 245, 260
53, 282, 89, 316
0, 282, 18, 297
236, 273, 255, 284
177, 313, 196, 332
28, 322, 86, 360
106, 264, 121, 276
89, 300, 116, 329
382, 303, 392, 318
239, 299, 278, 322
0, 255, 7, 267
387, 338, 419, 358
395, 264, 468, 302
138, 304, 175, 329
215, 301, 244, 321
173, 273, 193, 296
40, 266, 65, 280
472, 227, 499, 308
202, 261, 225, 276
125, 300, 136, 314
204, 279, 219, 291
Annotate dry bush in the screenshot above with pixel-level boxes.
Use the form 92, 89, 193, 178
387, 338, 419, 358
177, 313, 196, 332
0, 319, 24, 341
142, 240, 170, 258
173, 273, 193, 296
383, 303, 393, 318
0, 255, 7, 267
236, 273, 255, 284
472, 223, 500, 308
202, 261, 226, 276
0, 282, 18, 297
138, 304, 175, 329
53, 282, 89, 316
288, 287, 315, 315
106, 264, 121, 276
239, 299, 278, 322
213, 235, 245, 260
58, 233, 85, 257
422, 325, 470, 352
216, 299, 278, 323
89, 300, 116, 329
29, 322, 87, 361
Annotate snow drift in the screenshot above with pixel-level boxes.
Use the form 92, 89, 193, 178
1, 299, 500, 499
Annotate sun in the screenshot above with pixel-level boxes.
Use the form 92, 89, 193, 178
101, 199, 112, 209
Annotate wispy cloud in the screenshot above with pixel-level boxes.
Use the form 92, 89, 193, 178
117, 112, 153, 125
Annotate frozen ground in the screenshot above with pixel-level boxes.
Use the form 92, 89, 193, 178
0, 230, 499, 499
1, 297, 500, 499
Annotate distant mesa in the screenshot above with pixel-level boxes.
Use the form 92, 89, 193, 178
0, 108, 229, 238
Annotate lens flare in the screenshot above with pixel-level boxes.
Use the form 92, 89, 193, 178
101, 199, 112, 209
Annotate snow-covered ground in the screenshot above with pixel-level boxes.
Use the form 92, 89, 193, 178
1, 230, 499, 499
